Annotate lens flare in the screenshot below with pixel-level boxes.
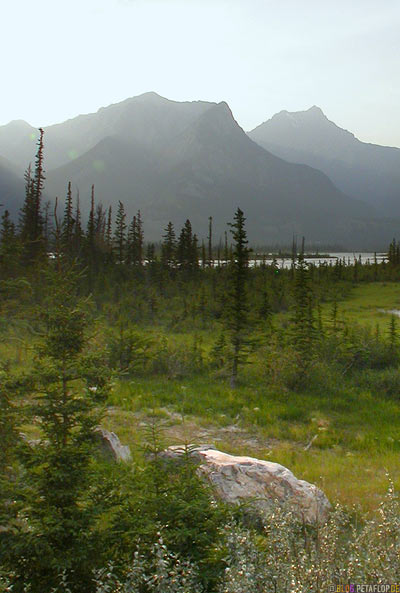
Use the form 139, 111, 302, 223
92, 159, 105, 172
68, 149, 78, 160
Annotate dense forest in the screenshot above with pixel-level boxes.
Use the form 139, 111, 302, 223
1, 131, 400, 592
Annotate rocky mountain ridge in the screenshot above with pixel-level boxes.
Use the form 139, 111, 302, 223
0, 93, 398, 248
249, 106, 400, 215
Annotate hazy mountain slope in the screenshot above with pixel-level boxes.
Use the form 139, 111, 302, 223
1, 93, 398, 247
0, 93, 214, 172
248, 107, 400, 214
44, 96, 391, 247
0, 156, 25, 217
0, 120, 38, 175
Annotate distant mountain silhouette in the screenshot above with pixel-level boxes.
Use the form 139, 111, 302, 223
0, 156, 25, 218
249, 107, 400, 215
0, 120, 38, 175
0, 93, 398, 248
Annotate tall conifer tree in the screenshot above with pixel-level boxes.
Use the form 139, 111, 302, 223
72, 192, 83, 259
291, 238, 316, 376
208, 216, 213, 267
61, 182, 74, 257
225, 208, 250, 388
114, 201, 127, 265
19, 129, 46, 264
161, 221, 176, 270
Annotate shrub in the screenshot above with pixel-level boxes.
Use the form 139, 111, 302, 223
107, 329, 154, 375
219, 484, 400, 591
356, 367, 400, 398
91, 484, 400, 592
151, 337, 206, 378
93, 540, 203, 593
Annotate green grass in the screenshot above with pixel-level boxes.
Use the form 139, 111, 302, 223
105, 365, 400, 512
5, 280, 400, 513
322, 282, 400, 330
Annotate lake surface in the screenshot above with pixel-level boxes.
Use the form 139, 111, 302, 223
246, 252, 387, 269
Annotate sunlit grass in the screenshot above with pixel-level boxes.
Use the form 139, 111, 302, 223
321, 282, 400, 330
4, 280, 400, 513
104, 364, 400, 512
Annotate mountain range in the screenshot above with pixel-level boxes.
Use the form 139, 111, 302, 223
0, 92, 398, 248
248, 106, 400, 216
0, 156, 24, 218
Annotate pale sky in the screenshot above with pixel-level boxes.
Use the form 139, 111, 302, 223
2, 0, 400, 147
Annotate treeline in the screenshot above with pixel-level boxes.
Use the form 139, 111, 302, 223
0, 130, 219, 277
3, 129, 399, 282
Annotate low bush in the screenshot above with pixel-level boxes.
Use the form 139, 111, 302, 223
89, 484, 400, 593
356, 367, 400, 398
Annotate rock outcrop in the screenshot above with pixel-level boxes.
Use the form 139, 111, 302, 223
162, 445, 330, 524
94, 428, 132, 463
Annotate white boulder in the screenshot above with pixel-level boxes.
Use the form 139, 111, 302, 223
163, 445, 330, 524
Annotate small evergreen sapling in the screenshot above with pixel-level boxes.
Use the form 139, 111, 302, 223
291, 240, 316, 382
6, 267, 111, 592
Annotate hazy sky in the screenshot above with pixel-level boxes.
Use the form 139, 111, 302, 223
2, 0, 400, 146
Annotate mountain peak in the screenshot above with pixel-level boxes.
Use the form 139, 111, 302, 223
307, 105, 325, 117
4, 119, 34, 129
248, 103, 400, 219
273, 106, 327, 122
134, 91, 166, 102
97, 92, 168, 114
215, 100, 234, 117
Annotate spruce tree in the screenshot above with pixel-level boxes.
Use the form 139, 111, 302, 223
0, 367, 19, 533
201, 240, 206, 269
208, 215, 213, 267
224, 230, 229, 263
43, 200, 51, 245
210, 332, 227, 368
0, 210, 17, 277
290, 235, 297, 278
86, 185, 96, 259
105, 206, 113, 265
177, 219, 198, 272
85, 185, 96, 289
217, 240, 222, 267
114, 201, 127, 265
5, 268, 111, 592
61, 181, 74, 258
225, 208, 250, 388
135, 209, 144, 267
161, 221, 176, 270
146, 242, 156, 266
19, 129, 46, 265
126, 210, 144, 267
388, 239, 397, 265
177, 219, 192, 270
94, 204, 106, 248
192, 233, 199, 271
72, 192, 83, 259
291, 239, 316, 378
127, 214, 137, 265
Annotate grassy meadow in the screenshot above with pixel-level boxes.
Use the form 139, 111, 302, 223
327, 281, 400, 330
47, 280, 400, 512
4, 278, 400, 514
